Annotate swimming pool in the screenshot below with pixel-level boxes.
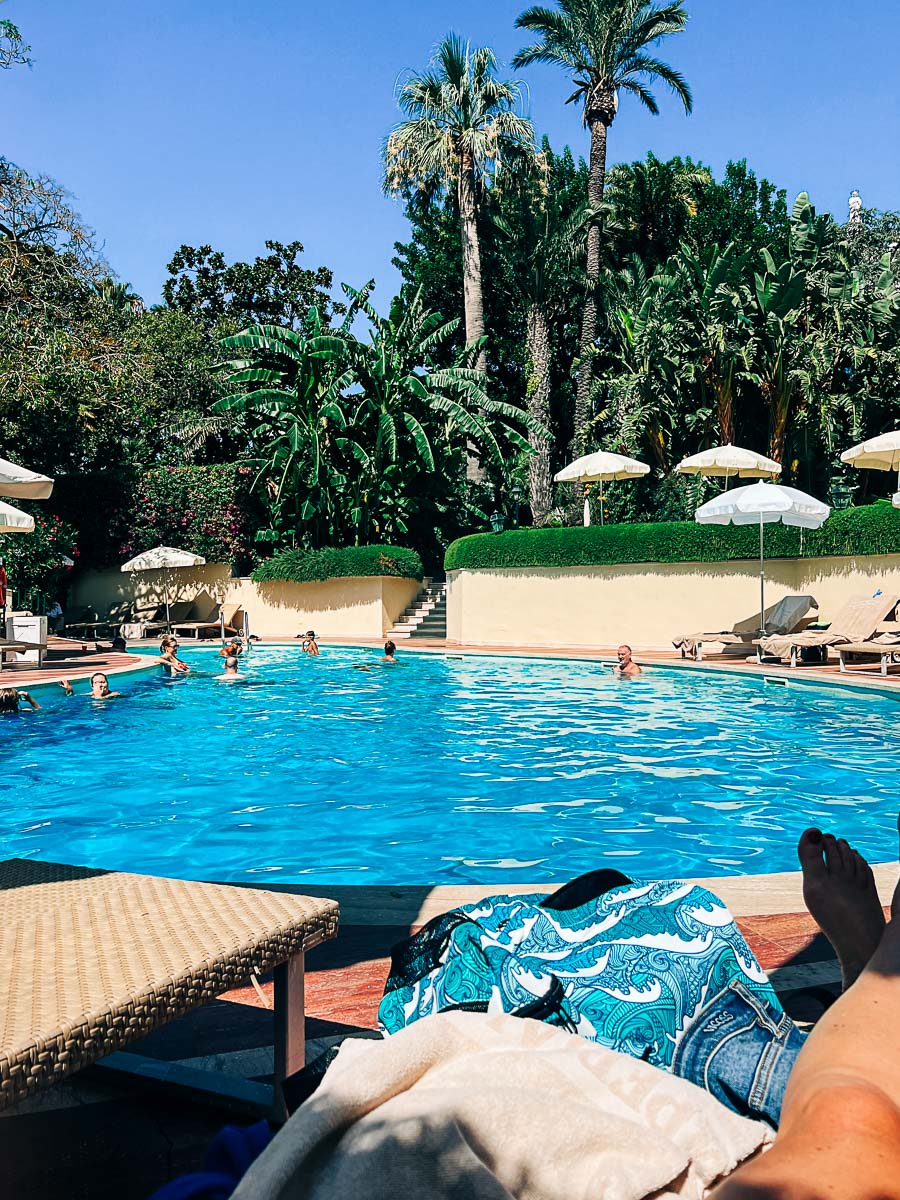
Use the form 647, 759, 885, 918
3, 646, 897, 885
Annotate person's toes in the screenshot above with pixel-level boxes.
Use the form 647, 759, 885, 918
798, 828, 827, 877
837, 839, 856, 879
823, 833, 844, 874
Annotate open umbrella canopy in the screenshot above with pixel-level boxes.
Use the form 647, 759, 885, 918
675, 445, 781, 479
121, 546, 206, 632
840, 430, 900, 473
120, 546, 206, 572
0, 457, 54, 501
0, 500, 35, 534
696, 482, 830, 636
554, 451, 650, 484
695, 482, 830, 529
555, 451, 650, 527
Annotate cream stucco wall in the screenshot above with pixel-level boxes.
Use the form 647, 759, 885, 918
447, 554, 900, 650
70, 567, 421, 639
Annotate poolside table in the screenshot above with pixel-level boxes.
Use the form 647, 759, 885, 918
0, 859, 338, 1119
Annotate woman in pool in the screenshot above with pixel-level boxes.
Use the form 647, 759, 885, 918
59, 673, 122, 699
381, 640, 398, 664
160, 635, 190, 674
0, 687, 40, 712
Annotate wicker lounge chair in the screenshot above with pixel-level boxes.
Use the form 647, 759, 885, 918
0, 859, 338, 1118
673, 595, 818, 662
757, 593, 900, 667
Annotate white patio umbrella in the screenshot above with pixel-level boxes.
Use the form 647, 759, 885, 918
121, 545, 206, 631
840, 431, 900, 507
675, 444, 781, 490
0, 456, 54, 500
555, 451, 651, 526
695, 482, 830, 636
0, 499, 35, 534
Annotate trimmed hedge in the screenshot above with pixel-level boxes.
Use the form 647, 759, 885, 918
444, 503, 900, 572
252, 544, 424, 584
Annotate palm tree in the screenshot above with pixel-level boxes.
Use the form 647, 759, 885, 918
384, 33, 535, 372
492, 165, 590, 522
513, 0, 693, 455
605, 153, 710, 268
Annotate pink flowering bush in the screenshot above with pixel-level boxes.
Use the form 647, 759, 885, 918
0, 511, 77, 599
122, 464, 259, 569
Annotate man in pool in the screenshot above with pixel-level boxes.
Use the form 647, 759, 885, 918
216, 655, 243, 681
614, 644, 642, 677
59, 673, 123, 699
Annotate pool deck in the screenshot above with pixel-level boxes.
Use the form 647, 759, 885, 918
4, 633, 899, 1195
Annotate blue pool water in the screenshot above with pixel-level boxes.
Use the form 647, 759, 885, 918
3, 646, 898, 885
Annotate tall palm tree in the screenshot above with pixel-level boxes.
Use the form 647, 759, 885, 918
384, 34, 535, 372
513, 1, 693, 455
492, 171, 589, 522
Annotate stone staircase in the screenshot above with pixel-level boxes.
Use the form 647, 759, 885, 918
387, 577, 447, 640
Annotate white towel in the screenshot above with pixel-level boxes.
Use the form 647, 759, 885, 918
233, 1011, 773, 1200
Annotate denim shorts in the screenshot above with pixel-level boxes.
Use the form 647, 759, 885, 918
672, 980, 806, 1128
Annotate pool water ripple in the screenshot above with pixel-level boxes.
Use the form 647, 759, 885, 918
2, 646, 898, 884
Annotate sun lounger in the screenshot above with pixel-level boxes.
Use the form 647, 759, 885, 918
673, 595, 818, 661
838, 636, 900, 676
0, 640, 28, 672
172, 597, 241, 643
0, 858, 339, 1118
757, 594, 900, 666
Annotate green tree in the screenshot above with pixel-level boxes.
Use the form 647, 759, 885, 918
163, 240, 343, 331
491, 153, 590, 521
690, 159, 789, 262
0, 20, 30, 71
514, 0, 692, 454
605, 152, 710, 270
384, 34, 535, 371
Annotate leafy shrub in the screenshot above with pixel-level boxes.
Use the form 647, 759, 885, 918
0, 510, 77, 604
252, 544, 423, 584
122, 464, 259, 570
444, 502, 900, 571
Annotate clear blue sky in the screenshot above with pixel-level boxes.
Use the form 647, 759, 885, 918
5, 0, 898, 309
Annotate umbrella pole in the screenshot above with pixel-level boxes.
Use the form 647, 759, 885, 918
600, 482, 604, 526
165, 576, 171, 634
758, 515, 766, 637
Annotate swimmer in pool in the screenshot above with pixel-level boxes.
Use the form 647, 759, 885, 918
160, 635, 190, 674
613, 644, 642, 678
59, 673, 123, 699
0, 687, 40, 712
216, 655, 243, 681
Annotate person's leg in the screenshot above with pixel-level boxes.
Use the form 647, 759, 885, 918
713, 833, 900, 1198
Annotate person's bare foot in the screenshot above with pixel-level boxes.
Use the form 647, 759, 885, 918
798, 828, 886, 990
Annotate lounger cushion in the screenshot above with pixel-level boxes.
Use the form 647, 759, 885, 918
760, 594, 899, 660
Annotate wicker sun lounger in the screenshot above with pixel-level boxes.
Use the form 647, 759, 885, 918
757, 593, 900, 667
0, 859, 338, 1118
673, 595, 818, 661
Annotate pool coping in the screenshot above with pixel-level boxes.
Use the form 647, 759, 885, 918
230, 861, 898, 924
14, 653, 161, 693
